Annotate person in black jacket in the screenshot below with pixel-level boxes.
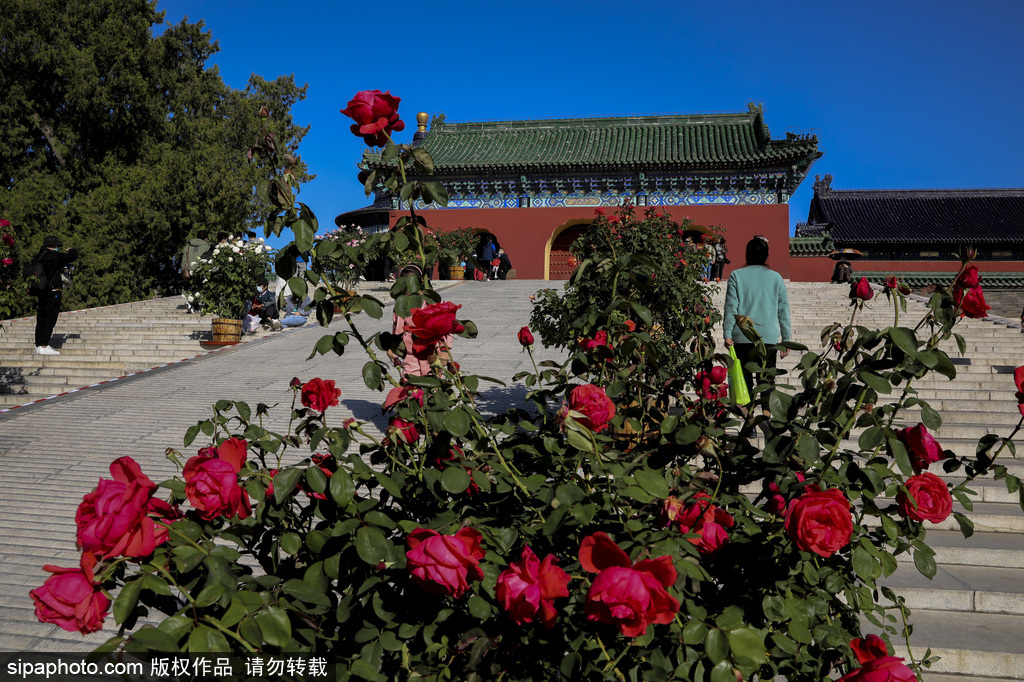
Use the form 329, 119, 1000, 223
33, 235, 78, 355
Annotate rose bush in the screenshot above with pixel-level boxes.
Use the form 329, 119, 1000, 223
37, 90, 1024, 682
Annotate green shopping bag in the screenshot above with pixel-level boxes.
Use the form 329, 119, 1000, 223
727, 345, 751, 406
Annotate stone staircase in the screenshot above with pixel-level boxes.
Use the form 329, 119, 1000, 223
0, 297, 278, 408
721, 282, 1024, 680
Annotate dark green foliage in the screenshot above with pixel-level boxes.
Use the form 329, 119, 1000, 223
0, 0, 310, 313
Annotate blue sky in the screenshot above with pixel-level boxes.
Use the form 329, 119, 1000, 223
157, 0, 1024, 249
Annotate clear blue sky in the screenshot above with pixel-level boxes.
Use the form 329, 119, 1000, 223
157, 0, 1024, 249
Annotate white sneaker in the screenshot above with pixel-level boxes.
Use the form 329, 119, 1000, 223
35, 346, 60, 355
271, 320, 282, 331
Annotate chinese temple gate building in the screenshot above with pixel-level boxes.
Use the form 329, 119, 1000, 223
337, 105, 822, 280
791, 175, 1024, 288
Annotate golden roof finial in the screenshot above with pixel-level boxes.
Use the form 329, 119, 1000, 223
416, 112, 429, 132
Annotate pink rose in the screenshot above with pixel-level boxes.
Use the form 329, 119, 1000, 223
559, 384, 616, 433
896, 424, 945, 472
75, 457, 179, 560
785, 488, 853, 558
340, 89, 405, 147
897, 472, 952, 523
183, 448, 251, 520
579, 532, 680, 637
301, 377, 341, 412
850, 277, 874, 301
839, 635, 916, 682
666, 492, 735, 554
496, 545, 570, 629
406, 527, 485, 598
1, 257, 12, 266
518, 326, 534, 347
2, 234, 14, 246
31, 554, 109, 634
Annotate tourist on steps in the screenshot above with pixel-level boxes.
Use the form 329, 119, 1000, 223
32, 235, 78, 356
722, 235, 791, 394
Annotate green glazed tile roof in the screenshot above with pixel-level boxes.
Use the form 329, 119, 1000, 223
374, 107, 820, 173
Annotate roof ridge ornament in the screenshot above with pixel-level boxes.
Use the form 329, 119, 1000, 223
814, 173, 834, 196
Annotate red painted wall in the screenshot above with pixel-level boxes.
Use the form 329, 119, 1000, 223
390, 204, 791, 280
790, 257, 1024, 282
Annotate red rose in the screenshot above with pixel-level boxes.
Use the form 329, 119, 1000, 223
2, 234, 14, 246
1014, 366, 1024, 416
406, 302, 465, 353
839, 635, 916, 682
850, 277, 874, 301
406, 527, 485, 598
389, 417, 420, 444
340, 89, 405, 147
31, 554, 109, 634
897, 472, 952, 523
955, 265, 980, 288
0, 219, 10, 227
303, 453, 335, 501
579, 532, 679, 637
666, 492, 735, 554
785, 488, 852, 558
183, 453, 251, 521
496, 545, 570, 629
954, 284, 990, 318
301, 377, 341, 412
883, 276, 910, 295
624, 320, 636, 332
896, 423, 945, 472
695, 366, 729, 401
75, 457, 179, 560
580, 330, 609, 351
559, 384, 616, 432
518, 326, 534, 347
382, 384, 424, 413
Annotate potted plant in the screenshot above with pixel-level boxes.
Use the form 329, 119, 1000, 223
435, 226, 478, 279
183, 235, 273, 342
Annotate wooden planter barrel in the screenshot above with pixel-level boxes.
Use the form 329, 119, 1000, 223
449, 265, 465, 280
211, 318, 242, 344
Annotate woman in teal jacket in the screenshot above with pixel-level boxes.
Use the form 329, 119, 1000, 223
723, 235, 791, 393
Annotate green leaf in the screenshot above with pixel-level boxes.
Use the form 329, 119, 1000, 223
360, 296, 384, 319
858, 426, 886, 451
187, 624, 230, 653
920, 401, 942, 429
467, 594, 492, 620
293, 218, 315, 252
859, 370, 892, 395
255, 606, 292, 648
330, 468, 356, 507
280, 532, 302, 555
424, 181, 449, 207
273, 467, 303, 504
704, 628, 729, 664
914, 548, 937, 578
362, 361, 383, 390
628, 300, 653, 328
727, 627, 767, 665
888, 438, 914, 477
442, 409, 472, 437
566, 425, 596, 453
852, 546, 882, 580
888, 327, 918, 356
356, 526, 389, 565
113, 578, 143, 624
441, 466, 472, 494
633, 467, 670, 498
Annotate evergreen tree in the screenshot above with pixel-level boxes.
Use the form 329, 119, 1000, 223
0, 0, 310, 313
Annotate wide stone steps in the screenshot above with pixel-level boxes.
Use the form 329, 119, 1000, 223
715, 282, 1024, 678
0, 297, 283, 407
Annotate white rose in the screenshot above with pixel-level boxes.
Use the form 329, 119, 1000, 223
228, 257, 233, 262
232, 246, 241, 253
